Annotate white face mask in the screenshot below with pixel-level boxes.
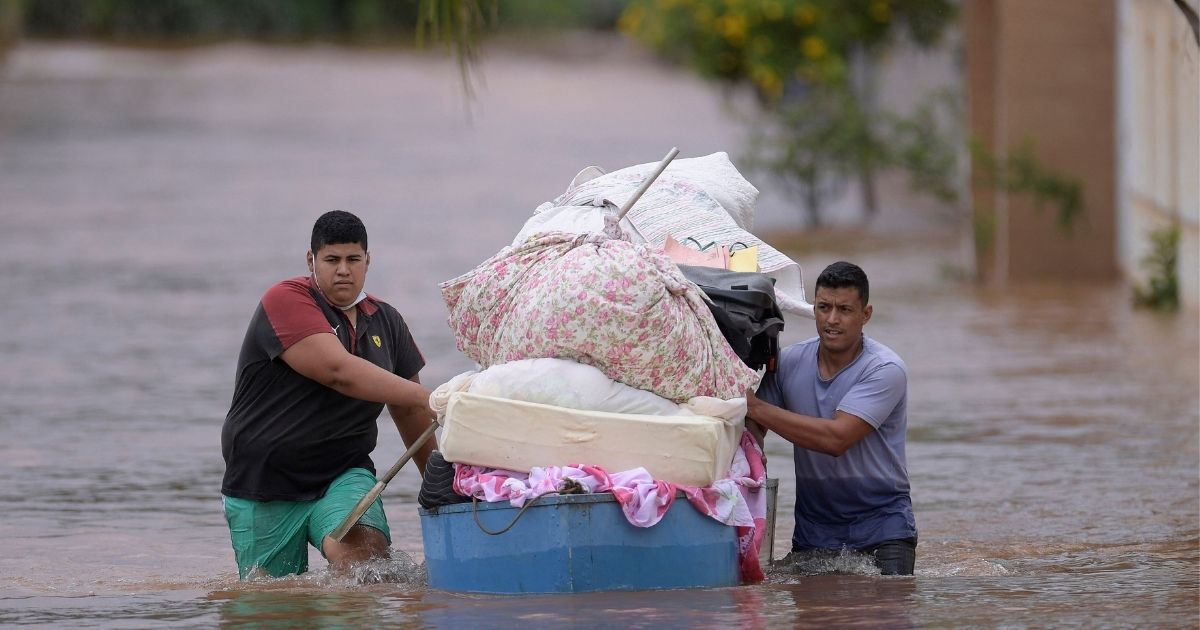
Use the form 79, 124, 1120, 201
310, 270, 367, 311
338, 290, 368, 311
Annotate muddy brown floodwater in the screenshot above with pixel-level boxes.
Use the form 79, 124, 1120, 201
1, 36, 1196, 628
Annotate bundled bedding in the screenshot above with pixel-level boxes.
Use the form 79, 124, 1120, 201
429, 151, 807, 583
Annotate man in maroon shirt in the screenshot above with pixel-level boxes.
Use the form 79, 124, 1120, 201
221, 210, 437, 579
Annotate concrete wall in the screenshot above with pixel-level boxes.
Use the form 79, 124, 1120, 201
967, 0, 1118, 283
1117, 0, 1199, 311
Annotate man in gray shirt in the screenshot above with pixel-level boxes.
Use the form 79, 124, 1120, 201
747, 261, 917, 575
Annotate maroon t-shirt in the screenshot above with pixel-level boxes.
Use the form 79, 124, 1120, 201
221, 276, 424, 501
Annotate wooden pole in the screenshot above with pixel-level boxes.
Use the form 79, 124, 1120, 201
329, 422, 439, 542
616, 147, 680, 220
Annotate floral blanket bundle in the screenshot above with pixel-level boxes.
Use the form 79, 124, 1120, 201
440, 231, 760, 403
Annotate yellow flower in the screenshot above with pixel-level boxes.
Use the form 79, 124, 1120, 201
802, 35, 827, 60
752, 67, 783, 99
793, 3, 818, 27
765, 76, 783, 99
618, 6, 646, 35
717, 13, 747, 44
869, 0, 891, 22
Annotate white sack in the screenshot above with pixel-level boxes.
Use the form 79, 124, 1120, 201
523, 152, 813, 317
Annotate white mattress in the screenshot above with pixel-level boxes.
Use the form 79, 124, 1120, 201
439, 392, 743, 487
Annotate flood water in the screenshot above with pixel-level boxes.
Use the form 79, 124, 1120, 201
1, 37, 1197, 628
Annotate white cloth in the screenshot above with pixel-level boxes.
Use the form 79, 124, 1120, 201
513, 152, 812, 317
430, 358, 745, 419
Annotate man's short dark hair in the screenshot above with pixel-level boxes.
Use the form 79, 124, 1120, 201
311, 210, 368, 254
815, 261, 870, 306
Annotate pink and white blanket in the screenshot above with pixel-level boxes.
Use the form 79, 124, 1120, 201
452, 431, 769, 583
439, 231, 760, 403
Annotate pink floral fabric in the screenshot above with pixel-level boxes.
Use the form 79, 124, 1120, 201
440, 231, 759, 402
681, 431, 768, 583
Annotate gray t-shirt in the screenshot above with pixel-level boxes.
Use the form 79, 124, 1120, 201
758, 335, 916, 550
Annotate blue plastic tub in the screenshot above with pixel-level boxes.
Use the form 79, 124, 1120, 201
418, 491, 740, 593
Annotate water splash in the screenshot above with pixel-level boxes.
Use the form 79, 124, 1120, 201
768, 548, 882, 577
236, 549, 428, 588
347, 550, 427, 586
919, 557, 1011, 577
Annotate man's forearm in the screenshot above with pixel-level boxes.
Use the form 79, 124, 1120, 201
389, 403, 437, 474
747, 395, 870, 457
749, 403, 845, 456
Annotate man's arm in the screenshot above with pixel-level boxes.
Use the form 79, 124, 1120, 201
745, 390, 874, 457
387, 374, 437, 475
280, 332, 432, 411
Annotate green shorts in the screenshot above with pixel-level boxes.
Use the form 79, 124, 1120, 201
222, 467, 392, 579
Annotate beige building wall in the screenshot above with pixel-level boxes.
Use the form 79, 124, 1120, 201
1117, 0, 1199, 311
967, 0, 1118, 282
